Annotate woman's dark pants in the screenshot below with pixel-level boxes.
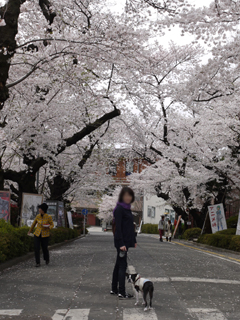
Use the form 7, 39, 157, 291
34, 235, 49, 264
112, 249, 127, 295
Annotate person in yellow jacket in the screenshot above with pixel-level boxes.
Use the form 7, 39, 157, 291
28, 203, 54, 267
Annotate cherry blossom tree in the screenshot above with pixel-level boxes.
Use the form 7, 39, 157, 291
119, 37, 240, 227
98, 186, 121, 222
0, 0, 146, 206
1, 0, 240, 222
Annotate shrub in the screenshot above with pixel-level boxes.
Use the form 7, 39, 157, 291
229, 236, 240, 251
182, 228, 201, 240
226, 215, 238, 229
200, 234, 233, 249
49, 228, 80, 245
141, 223, 159, 234
216, 228, 236, 235
198, 234, 212, 245
0, 219, 81, 263
198, 233, 240, 252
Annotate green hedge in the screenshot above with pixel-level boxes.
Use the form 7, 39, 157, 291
198, 233, 240, 252
226, 215, 238, 229
182, 228, 201, 240
0, 219, 80, 263
216, 228, 236, 235
141, 224, 159, 234
49, 227, 80, 245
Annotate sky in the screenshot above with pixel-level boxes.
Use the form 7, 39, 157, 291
0, 0, 7, 6
0, 0, 212, 55
107, 0, 213, 46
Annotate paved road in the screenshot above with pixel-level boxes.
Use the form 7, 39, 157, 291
0, 231, 240, 320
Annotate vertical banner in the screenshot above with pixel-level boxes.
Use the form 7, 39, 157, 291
0, 191, 11, 222
208, 203, 227, 234
45, 200, 58, 227
236, 210, 240, 236
67, 212, 74, 229
172, 215, 182, 239
57, 201, 65, 227
21, 193, 43, 226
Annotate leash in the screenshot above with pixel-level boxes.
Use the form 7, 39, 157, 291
126, 252, 138, 275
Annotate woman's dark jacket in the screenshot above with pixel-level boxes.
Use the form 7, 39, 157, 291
114, 205, 137, 249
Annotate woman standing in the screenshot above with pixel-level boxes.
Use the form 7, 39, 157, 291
28, 203, 54, 267
166, 220, 173, 242
158, 215, 165, 242
111, 187, 137, 298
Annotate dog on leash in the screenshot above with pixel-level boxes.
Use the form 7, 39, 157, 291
127, 273, 154, 311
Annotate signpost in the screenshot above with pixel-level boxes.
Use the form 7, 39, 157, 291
172, 215, 182, 239
82, 209, 88, 236
236, 209, 240, 235
67, 211, 74, 229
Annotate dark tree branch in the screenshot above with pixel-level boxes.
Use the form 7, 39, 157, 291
10, 183, 20, 196
0, 115, 7, 128
0, 0, 26, 108
78, 143, 96, 169
39, 0, 56, 25
28, 108, 121, 173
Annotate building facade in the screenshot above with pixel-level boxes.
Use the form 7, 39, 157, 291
143, 194, 176, 225
109, 157, 148, 186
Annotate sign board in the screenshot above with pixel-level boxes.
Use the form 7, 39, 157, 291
67, 211, 74, 229
21, 193, 43, 226
45, 200, 65, 227
187, 221, 191, 226
45, 201, 58, 227
0, 191, 11, 222
82, 208, 88, 216
208, 203, 227, 234
236, 210, 240, 235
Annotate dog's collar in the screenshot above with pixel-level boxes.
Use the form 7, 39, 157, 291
134, 276, 141, 284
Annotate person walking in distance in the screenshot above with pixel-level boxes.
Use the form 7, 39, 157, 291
28, 203, 54, 267
111, 187, 137, 298
158, 215, 165, 242
166, 220, 173, 242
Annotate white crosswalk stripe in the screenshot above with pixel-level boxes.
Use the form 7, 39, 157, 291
150, 277, 240, 285
123, 308, 158, 320
0, 308, 232, 319
52, 309, 90, 320
188, 308, 227, 320
0, 310, 22, 316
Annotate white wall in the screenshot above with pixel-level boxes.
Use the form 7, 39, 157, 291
143, 195, 176, 225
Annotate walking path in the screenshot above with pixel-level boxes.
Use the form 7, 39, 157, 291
0, 233, 239, 320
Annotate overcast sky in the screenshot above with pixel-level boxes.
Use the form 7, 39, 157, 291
107, 0, 213, 47
0, 0, 212, 48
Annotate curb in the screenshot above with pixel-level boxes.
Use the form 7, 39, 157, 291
0, 235, 85, 272
174, 239, 240, 256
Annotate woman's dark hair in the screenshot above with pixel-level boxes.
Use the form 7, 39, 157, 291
118, 187, 135, 203
168, 220, 171, 224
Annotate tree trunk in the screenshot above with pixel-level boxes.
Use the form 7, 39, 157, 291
0, 168, 4, 190
18, 172, 37, 208
47, 174, 71, 201
189, 208, 204, 228
0, 0, 25, 109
